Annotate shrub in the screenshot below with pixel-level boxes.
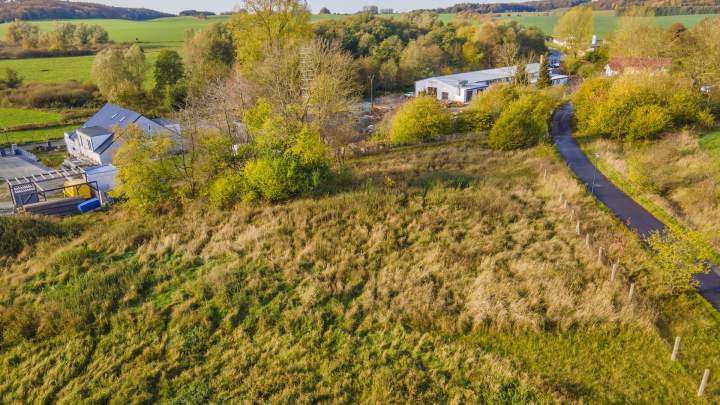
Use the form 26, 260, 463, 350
208, 171, 246, 208
573, 73, 713, 141
387, 96, 453, 145
466, 84, 519, 123
627, 105, 671, 141
488, 94, 554, 150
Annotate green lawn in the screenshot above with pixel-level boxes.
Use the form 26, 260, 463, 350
0, 107, 63, 128
1, 124, 75, 145
700, 130, 720, 156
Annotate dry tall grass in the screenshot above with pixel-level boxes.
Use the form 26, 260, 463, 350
0, 140, 717, 403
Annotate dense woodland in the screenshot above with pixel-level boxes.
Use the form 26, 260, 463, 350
0, 0, 171, 23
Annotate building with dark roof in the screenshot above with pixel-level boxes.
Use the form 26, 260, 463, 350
64, 103, 179, 167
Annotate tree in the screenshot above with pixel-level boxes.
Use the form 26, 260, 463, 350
154, 50, 184, 94
488, 93, 555, 150
537, 54, 551, 88
514, 60, 529, 86
387, 96, 454, 145
4, 20, 39, 48
112, 125, 180, 213
230, 0, 312, 71
684, 16, 720, 88
553, 5, 594, 56
91, 45, 147, 103
319, 7, 331, 14
183, 23, 235, 96
647, 229, 713, 296
42, 22, 77, 51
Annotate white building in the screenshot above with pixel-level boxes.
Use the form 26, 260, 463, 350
414, 63, 569, 104
64, 103, 180, 167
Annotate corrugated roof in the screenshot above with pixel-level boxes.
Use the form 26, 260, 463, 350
427, 63, 541, 87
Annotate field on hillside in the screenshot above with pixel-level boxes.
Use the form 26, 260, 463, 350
0, 107, 62, 128
1, 141, 720, 402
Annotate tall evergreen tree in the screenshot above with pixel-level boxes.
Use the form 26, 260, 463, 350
514, 60, 529, 86
537, 54, 552, 88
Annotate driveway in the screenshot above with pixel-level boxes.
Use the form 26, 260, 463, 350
0, 155, 48, 180
552, 104, 720, 311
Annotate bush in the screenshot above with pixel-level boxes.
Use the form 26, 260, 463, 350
466, 84, 519, 123
573, 73, 713, 141
208, 171, 246, 208
627, 105, 671, 141
242, 125, 331, 202
387, 96, 454, 145
488, 93, 554, 150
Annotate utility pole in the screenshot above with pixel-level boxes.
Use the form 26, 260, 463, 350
369, 73, 375, 111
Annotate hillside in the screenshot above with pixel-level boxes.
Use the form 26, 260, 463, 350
2, 141, 720, 402
0, 0, 172, 23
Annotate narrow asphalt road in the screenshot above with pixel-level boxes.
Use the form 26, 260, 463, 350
552, 104, 720, 311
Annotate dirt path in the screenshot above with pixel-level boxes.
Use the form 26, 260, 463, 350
552, 103, 720, 311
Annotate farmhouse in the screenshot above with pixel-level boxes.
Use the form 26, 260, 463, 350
64, 103, 180, 167
415, 63, 569, 104
605, 57, 672, 76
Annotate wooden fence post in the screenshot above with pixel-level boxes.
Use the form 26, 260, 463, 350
698, 369, 710, 396
544, 168, 547, 182
586, 233, 590, 248
598, 247, 604, 266
611, 262, 618, 281
628, 283, 636, 302
671, 336, 681, 361
576, 221, 581, 235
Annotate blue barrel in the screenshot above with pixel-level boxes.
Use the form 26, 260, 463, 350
78, 198, 101, 213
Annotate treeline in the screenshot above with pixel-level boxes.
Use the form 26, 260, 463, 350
315, 11, 547, 93
429, 0, 590, 14
0, 0, 171, 23
3, 20, 109, 51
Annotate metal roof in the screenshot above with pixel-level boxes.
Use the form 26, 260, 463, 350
77, 126, 112, 138
422, 63, 541, 88
82, 103, 143, 130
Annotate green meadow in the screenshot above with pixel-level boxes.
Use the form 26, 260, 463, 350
1, 124, 76, 145
0, 107, 63, 128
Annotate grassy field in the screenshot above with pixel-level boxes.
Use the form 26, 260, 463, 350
0, 107, 62, 128
1, 140, 720, 402
507, 13, 718, 38
1, 124, 75, 145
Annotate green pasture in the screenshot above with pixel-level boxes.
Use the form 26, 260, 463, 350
0, 124, 76, 145
0, 107, 62, 128
506, 12, 718, 38
0, 49, 161, 86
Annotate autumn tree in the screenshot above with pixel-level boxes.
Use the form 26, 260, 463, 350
154, 49, 184, 94
4, 20, 39, 48
229, 0, 312, 72
514, 60, 529, 86
553, 5, 594, 56
91, 45, 147, 103
183, 23, 235, 96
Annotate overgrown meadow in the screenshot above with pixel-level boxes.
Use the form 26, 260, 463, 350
2, 141, 719, 403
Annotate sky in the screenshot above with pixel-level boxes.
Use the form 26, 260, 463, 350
83, 0, 480, 15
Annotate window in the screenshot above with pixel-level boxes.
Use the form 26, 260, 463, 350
441, 92, 449, 101
465, 90, 474, 103
427, 87, 438, 96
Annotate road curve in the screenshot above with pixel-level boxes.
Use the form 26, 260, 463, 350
551, 104, 720, 311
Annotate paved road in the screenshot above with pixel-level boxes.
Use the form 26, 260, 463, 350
552, 104, 720, 311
